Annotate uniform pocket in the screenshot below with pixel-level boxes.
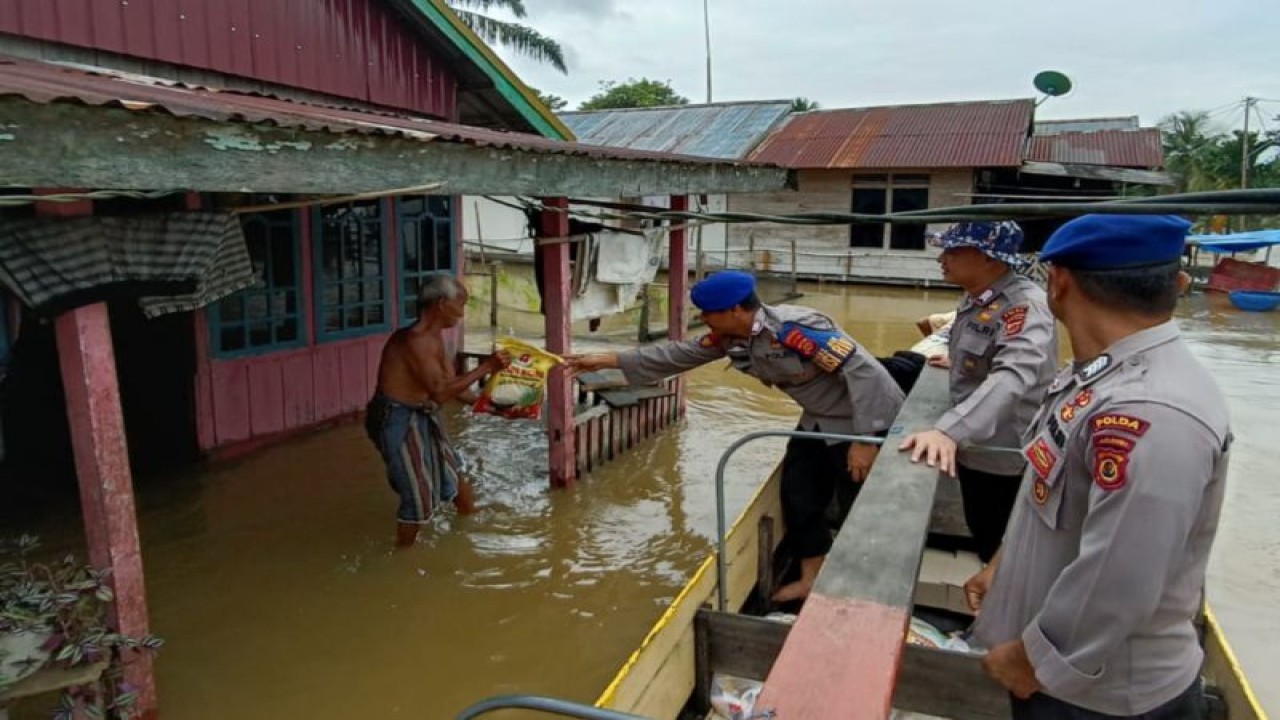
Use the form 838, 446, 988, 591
956, 332, 994, 376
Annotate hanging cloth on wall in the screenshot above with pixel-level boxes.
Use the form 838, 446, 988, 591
595, 228, 663, 285
0, 212, 254, 317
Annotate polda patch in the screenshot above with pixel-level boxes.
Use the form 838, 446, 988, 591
1024, 437, 1058, 479
1090, 413, 1149, 437
1002, 306, 1028, 337
1093, 447, 1131, 491
698, 333, 720, 349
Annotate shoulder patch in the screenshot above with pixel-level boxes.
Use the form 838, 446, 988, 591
1090, 413, 1149, 437
1093, 447, 1131, 491
1002, 305, 1028, 337
779, 322, 856, 373
697, 333, 721, 349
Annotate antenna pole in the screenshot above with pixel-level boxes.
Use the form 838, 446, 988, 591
704, 0, 713, 103
1241, 96, 1254, 189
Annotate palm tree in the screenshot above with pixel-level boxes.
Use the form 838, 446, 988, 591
790, 97, 820, 113
444, 0, 568, 74
1159, 111, 1219, 193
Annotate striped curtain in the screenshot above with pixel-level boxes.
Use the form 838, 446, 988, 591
0, 212, 255, 317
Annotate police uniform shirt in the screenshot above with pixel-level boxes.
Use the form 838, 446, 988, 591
936, 271, 1058, 475
972, 321, 1231, 715
616, 304, 905, 437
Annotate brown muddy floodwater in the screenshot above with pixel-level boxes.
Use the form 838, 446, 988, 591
8, 283, 1278, 718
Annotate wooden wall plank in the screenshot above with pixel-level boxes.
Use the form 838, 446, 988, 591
247, 358, 285, 435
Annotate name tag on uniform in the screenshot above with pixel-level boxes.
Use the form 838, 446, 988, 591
778, 323, 856, 373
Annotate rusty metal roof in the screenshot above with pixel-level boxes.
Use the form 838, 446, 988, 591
1035, 117, 1139, 135
749, 99, 1034, 169
1026, 128, 1164, 168
560, 101, 793, 160
0, 56, 755, 166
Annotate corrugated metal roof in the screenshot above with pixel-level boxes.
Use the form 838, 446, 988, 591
0, 56, 749, 166
749, 99, 1034, 169
1026, 128, 1164, 168
559, 101, 793, 160
1035, 117, 1139, 135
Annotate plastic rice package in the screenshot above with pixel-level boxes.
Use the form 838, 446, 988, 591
472, 337, 564, 419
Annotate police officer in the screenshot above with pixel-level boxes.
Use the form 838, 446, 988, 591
900, 221, 1058, 562
966, 215, 1230, 719
566, 270, 905, 603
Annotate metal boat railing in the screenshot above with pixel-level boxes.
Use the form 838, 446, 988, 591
455, 693, 651, 719
713, 429, 1023, 612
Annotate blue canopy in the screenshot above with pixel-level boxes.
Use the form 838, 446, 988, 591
1187, 230, 1280, 253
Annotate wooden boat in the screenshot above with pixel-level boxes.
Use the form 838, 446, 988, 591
593, 368, 1269, 720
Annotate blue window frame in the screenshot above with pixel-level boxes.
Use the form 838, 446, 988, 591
396, 195, 456, 322
314, 200, 391, 339
210, 210, 305, 357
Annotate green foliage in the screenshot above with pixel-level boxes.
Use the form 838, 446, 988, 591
529, 88, 568, 112
2, 535, 163, 719
790, 97, 821, 112
444, 0, 568, 73
578, 79, 690, 111
1159, 110, 1280, 193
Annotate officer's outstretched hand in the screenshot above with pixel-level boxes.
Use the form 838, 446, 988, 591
898, 429, 958, 477
564, 353, 620, 374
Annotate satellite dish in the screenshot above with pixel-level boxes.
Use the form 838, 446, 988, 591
1033, 71, 1073, 101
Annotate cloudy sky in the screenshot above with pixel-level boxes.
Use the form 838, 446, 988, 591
489, 0, 1280, 132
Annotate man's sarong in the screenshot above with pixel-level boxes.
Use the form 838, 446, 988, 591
364, 394, 461, 524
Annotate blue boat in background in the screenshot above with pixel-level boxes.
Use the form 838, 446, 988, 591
1229, 290, 1280, 312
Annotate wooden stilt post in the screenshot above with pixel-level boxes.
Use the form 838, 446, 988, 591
37, 194, 157, 717
539, 198, 575, 489
669, 195, 690, 414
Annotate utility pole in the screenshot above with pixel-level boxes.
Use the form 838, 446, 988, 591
1241, 96, 1255, 189
703, 0, 713, 103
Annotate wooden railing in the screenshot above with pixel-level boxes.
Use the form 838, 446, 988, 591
571, 372, 684, 476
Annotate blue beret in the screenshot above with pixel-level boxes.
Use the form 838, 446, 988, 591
691, 270, 756, 312
1040, 215, 1191, 270
931, 221, 1028, 267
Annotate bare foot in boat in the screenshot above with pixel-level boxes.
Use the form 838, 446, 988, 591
771, 579, 813, 603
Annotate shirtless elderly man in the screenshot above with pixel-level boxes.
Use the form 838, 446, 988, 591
365, 273, 509, 547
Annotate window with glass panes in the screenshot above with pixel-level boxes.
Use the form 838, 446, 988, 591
210, 210, 303, 356
396, 195, 455, 321
849, 174, 931, 250
314, 200, 390, 339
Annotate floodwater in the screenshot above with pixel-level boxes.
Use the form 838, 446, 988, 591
6, 282, 1277, 718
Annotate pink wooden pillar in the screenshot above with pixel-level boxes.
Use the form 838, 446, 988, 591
539, 198, 575, 489
38, 194, 157, 715
668, 195, 690, 412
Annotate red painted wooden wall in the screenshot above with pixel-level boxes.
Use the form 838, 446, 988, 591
0, 0, 458, 119
192, 195, 463, 454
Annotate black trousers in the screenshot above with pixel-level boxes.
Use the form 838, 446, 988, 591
1011, 679, 1207, 720
778, 352, 923, 560
957, 464, 1023, 563
780, 431, 857, 560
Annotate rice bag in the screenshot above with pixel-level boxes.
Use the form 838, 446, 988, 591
472, 337, 564, 420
